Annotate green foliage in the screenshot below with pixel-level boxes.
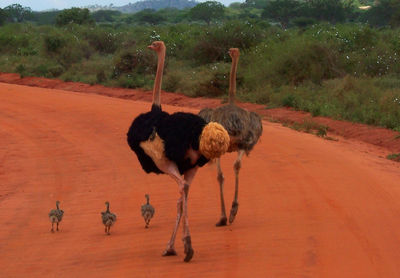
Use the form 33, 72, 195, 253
112, 49, 156, 79
85, 28, 122, 53
55, 8, 94, 26
262, 0, 302, 28
189, 1, 225, 24
30, 10, 61, 25
133, 9, 166, 25
3, 4, 32, 23
92, 10, 121, 22
44, 35, 66, 53
362, 0, 400, 27
387, 153, 400, 162
193, 21, 263, 64
0, 8, 6, 26
305, 0, 354, 24
0, 21, 400, 132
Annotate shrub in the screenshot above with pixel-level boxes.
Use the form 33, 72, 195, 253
112, 49, 156, 78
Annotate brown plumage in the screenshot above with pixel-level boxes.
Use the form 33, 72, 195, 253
101, 201, 117, 235
199, 48, 263, 226
141, 194, 155, 228
49, 200, 64, 233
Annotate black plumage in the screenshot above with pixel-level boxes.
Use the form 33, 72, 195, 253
127, 105, 209, 175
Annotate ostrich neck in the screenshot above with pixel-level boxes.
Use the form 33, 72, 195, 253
106, 203, 110, 213
153, 48, 166, 107
56, 203, 59, 210
146, 196, 150, 205
228, 57, 239, 104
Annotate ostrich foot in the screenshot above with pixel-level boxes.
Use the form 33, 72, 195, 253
162, 248, 177, 256
216, 216, 227, 227
183, 236, 194, 262
51, 229, 54, 233
229, 201, 239, 224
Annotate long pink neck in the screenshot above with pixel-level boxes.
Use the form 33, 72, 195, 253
228, 56, 239, 104
153, 48, 166, 107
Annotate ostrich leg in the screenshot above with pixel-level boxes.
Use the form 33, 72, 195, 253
216, 158, 227, 226
181, 167, 197, 262
162, 164, 196, 262
162, 196, 182, 256
229, 149, 245, 224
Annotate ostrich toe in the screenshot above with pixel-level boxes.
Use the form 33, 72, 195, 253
216, 216, 227, 227
183, 236, 194, 262
229, 201, 239, 224
162, 248, 177, 256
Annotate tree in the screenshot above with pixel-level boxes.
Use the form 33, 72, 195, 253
0, 8, 6, 25
304, 0, 354, 24
92, 10, 121, 22
134, 9, 166, 25
364, 0, 400, 27
262, 0, 302, 28
189, 1, 225, 24
55, 8, 94, 26
242, 0, 269, 9
4, 4, 32, 23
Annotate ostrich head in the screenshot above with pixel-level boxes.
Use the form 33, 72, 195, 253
148, 41, 165, 53
229, 48, 240, 59
199, 122, 230, 159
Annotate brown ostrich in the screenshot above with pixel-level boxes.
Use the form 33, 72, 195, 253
49, 200, 64, 232
199, 48, 263, 226
141, 194, 155, 228
127, 41, 230, 262
101, 201, 117, 235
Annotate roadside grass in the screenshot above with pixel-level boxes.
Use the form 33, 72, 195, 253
281, 117, 337, 140
387, 153, 400, 162
0, 23, 400, 133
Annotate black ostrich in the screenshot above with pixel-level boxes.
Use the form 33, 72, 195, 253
199, 48, 263, 226
127, 41, 230, 262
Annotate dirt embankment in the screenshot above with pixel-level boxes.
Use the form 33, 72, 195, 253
1, 72, 399, 153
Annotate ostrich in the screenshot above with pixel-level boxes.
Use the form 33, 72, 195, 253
127, 41, 230, 262
199, 48, 263, 226
141, 194, 155, 228
101, 201, 117, 235
49, 200, 64, 232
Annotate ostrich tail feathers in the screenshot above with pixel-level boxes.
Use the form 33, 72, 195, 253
199, 122, 230, 159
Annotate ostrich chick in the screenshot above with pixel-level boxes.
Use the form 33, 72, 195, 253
199, 48, 263, 226
141, 194, 155, 228
49, 200, 64, 233
101, 201, 117, 235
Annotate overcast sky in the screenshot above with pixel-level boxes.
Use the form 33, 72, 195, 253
0, 0, 241, 11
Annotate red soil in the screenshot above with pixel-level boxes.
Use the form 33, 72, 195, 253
1, 79, 400, 277
1, 72, 399, 153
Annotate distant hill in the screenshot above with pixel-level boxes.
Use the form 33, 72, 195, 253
85, 0, 198, 13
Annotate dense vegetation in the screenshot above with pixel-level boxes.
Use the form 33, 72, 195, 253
0, 0, 399, 132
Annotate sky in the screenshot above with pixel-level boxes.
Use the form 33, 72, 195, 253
0, 0, 241, 11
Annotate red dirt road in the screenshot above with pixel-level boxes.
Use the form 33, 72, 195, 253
1, 83, 400, 277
